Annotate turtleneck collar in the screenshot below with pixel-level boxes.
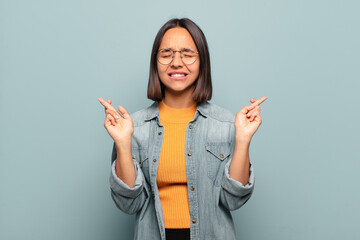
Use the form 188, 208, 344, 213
158, 100, 198, 123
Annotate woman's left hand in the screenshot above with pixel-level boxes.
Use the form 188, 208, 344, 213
235, 96, 267, 143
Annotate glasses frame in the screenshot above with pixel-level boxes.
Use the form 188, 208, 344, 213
156, 48, 199, 65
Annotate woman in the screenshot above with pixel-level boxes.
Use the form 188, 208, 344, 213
98, 18, 267, 240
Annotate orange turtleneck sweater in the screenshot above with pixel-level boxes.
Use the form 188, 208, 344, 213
157, 100, 197, 229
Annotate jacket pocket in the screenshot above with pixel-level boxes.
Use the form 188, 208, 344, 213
132, 148, 149, 182
205, 142, 231, 185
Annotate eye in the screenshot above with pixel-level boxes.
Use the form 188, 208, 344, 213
159, 49, 172, 58
182, 49, 196, 57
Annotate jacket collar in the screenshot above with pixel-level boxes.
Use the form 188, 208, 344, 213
144, 101, 209, 122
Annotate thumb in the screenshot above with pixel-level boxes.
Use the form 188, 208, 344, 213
118, 105, 131, 119
239, 105, 255, 115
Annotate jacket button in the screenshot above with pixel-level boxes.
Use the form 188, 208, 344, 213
190, 186, 195, 191
187, 152, 192, 156
220, 154, 224, 158
153, 159, 157, 162
192, 219, 196, 224
158, 132, 162, 135
189, 125, 193, 129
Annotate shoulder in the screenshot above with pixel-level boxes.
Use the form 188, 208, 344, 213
201, 101, 235, 123
129, 102, 158, 127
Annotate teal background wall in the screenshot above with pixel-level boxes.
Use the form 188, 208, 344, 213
1, 0, 359, 239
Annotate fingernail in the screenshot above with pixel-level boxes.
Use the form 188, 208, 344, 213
115, 115, 119, 119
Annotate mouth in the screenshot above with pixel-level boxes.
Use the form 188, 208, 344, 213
168, 72, 188, 81
168, 72, 188, 77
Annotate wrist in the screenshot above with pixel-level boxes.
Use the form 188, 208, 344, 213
115, 139, 132, 151
235, 134, 252, 146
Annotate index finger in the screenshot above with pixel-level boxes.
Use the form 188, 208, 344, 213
98, 97, 116, 111
251, 96, 268, 106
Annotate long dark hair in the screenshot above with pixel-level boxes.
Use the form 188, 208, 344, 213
147, 18, 212, 102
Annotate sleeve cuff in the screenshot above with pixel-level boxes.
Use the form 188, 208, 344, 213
109, 160, 144, 198
221, 160, 255, 196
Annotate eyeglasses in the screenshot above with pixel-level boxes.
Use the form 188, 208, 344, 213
157, 48, 199, 65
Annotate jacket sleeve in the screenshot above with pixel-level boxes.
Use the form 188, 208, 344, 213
109, 143, 149, 215
219, 160, 255, 211
219, 125, 255, 211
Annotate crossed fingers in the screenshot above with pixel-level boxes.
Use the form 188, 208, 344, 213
246, 96, 267, 122
250, 96, 267, 106
98, 97, 122, 125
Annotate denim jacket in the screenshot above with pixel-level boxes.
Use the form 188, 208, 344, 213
109, 101, 255, 240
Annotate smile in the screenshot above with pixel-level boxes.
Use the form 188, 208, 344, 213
168, 72, 188, 77
170, 73, 186, 77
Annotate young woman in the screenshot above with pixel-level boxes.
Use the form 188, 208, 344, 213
98, 18, 267, 240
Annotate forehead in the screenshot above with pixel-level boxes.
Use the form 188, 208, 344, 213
159, 27, 198, 50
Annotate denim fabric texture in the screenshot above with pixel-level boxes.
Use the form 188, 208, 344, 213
109, 101, 255, 240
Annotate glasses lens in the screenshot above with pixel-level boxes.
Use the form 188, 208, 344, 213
181, 49, 197, 65
158, 49, 173, 65
157, 49, 198, 65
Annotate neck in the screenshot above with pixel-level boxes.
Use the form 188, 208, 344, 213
163, 88, 196, 109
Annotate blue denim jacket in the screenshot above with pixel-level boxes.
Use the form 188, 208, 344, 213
109, 101, 255, 240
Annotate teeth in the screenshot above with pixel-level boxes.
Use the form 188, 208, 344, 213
171, 73, 186, 77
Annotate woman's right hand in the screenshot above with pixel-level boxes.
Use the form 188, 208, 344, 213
98, 97, 134, 146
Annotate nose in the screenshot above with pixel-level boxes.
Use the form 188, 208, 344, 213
171, 51, 183, 67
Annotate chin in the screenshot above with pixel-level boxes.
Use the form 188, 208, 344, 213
167, 84, 195, 94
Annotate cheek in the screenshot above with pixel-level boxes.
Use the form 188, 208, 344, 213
191, 63, 200, 78
157, 65, 168, 82
161, 64, 169, 71
157, 64, 165, 74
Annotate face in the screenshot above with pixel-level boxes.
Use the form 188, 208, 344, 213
157, 27, 200, 98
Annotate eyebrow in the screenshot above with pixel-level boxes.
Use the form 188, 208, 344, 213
159, 47, 195, 51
